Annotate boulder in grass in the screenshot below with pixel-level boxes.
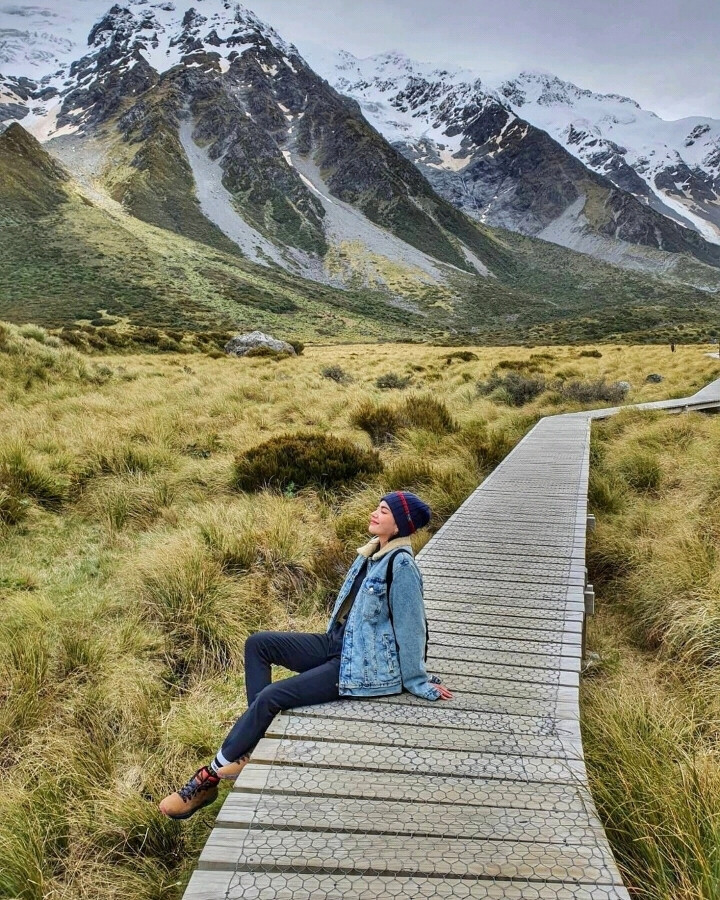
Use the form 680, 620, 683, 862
224, 331, 296, 357
645, 373, 664, 383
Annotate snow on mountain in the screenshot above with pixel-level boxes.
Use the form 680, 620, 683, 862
0, 1, 303, 139
311, 49, 720, 244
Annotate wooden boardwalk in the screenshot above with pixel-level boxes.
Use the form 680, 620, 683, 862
185, 378, 720, 900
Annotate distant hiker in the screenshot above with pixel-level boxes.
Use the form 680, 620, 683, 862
159, 491, 453, 819
671, 342, 676, 352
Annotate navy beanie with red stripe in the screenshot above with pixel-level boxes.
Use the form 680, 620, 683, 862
381, 491, 431, 538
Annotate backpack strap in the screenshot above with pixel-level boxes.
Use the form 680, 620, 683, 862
386, 549, 430, 663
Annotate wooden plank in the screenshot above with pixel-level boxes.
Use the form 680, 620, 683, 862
426, 644, 582, 673
270, 713, 583, 760
429, 631, 582, 656
372, 687, 579, 719
217, 791, 606, 843
184, 870, 632, 900
198, 827, 622, 884
250, 738, 588, 784
424, 655, 580, 686
417, 669, 577, 702
429, 614, 583, 636
424, 598, 584, 622
235, 764, 595, 812
287, 698, 580, 740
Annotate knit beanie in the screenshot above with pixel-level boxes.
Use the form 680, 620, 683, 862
381, 491, 431, 537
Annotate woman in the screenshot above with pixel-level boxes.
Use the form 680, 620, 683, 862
159, 490, 453, 819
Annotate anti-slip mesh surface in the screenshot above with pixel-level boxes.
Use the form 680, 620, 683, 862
183, 386, 720, 899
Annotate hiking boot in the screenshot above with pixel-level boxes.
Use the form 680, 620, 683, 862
215, 753, 251, 781
159, 766, 220, 820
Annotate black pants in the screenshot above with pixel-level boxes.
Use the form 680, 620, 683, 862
218, 629, 342, 764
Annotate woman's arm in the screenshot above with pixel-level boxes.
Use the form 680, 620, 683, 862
389, 555, 442, 701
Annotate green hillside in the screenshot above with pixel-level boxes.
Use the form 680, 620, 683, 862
1, 123, 719, 343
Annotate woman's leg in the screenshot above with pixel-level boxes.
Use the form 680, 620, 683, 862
244, 630, 333, 704
217, 656, 341, 765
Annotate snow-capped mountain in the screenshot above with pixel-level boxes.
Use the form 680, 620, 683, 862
1, 0, 507, 296
311, 50, 720, 246
1, 1, 302, 140
2, 0, 720, 330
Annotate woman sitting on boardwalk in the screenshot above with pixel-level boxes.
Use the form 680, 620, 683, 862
159, 490, 453, 819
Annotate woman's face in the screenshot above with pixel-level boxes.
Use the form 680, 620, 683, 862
368, 500, 399, 543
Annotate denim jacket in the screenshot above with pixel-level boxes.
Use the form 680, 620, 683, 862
326, 536, 441, 701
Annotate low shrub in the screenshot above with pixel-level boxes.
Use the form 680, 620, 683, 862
579, 349, 603, 358
445, 351, 478, 363
245, 346, 291, 359
350, 401, 400, 446
555, 378, 628, 404
288, 340, 304, 356
321, 365, 353, 384
232, 432, 383, 491
477, 372, 546, 406
375, 372, 411, 390
401, 395, 457, 434
496, 358, 544, 374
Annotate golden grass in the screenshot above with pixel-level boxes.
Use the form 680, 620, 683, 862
2, 319, 719, 898
584, 408, 720, 899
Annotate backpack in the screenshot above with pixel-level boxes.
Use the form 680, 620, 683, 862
386, 548, 430, 663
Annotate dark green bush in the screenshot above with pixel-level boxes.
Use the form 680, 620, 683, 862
477, 372, 546, 406
376, 372, 411, 390
134, 327, 163, 346
401, 395, 457, 434
288, 340, 305, 355
233, 432, 382, 491
157, 337, 182, 352
321, 365, 353, 384
350, 401, 400, 446
60, 328, 88, 350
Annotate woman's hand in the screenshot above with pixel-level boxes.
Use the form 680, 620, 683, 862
435, 684, 453, 700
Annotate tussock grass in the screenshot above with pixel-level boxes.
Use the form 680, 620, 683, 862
2, 324, 718, 898
585, 407, 720, 898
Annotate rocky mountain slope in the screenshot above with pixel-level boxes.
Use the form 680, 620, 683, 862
312, 50, 720, 278
1, 2, 719, 342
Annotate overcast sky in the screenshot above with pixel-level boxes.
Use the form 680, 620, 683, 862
1, 0, 717, 120
248, 0, 720, 120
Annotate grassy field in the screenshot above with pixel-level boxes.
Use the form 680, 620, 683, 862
583, 404, 720, 900
1, 320, 719, 899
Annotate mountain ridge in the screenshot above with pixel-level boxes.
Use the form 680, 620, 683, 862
1, 2, 719, 343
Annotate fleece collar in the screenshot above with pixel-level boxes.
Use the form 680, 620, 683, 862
356, 535, 414, 561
